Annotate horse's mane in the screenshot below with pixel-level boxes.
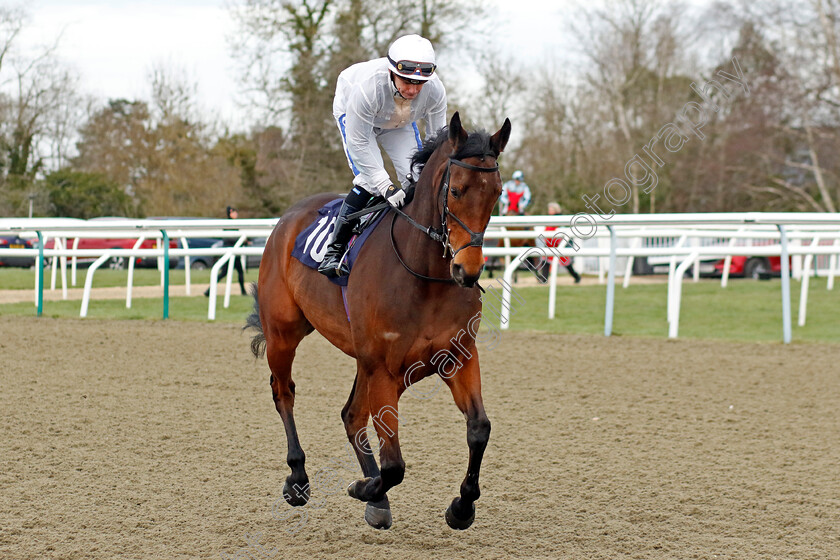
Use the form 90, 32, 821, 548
411, 126, 493, 176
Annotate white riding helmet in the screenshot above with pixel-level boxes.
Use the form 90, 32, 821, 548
512, 170, 524, 181
387, 34, 436, 82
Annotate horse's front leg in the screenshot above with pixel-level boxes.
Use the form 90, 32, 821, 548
443, 357, 490, 530
347, 370, 405, 505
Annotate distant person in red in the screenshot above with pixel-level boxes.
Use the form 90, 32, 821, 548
543, 202, 581, 283
499, 170, 531, 215
205, 206, 247, 296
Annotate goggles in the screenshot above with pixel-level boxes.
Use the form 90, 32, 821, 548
388, 57, 436, 77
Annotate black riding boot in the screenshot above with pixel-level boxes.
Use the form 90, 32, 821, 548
318, 201, 359, 278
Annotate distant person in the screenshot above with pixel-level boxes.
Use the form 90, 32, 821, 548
542, 202, 581, 284
205, 206, 247, 296
499, 170, 531, 215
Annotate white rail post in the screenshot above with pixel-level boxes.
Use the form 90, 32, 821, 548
181, 237, 192, 295
49, 235, 59, 290
208, 254, 228, 320
791, 236, 802, 280
691, 235, 701, 282
81, 252, 113, 317
798, 236, 819, 327
500, 249, 528, 330
622, 232, 642, 289
778, 225, 792, 344
668, 251, 699, 339
59, 237, 68, 300
223, 236, 247, 309
720, 228, 743, 288
208, 237, 247, 320
71, 237, 80, 286
827, 239, 839, 291
126, 237, 145, 309
597, 234, 606, 284
667, 235, 687, 321
501, 226, 511, 271
548, 256, 559, 319
605, 225, 617, 336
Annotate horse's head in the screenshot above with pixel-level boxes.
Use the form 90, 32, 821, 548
441, 112, 511, 287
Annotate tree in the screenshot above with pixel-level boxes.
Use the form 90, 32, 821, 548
0, 4, 82, 216
229, 0, 492, 212
569, 0, 696, 213
700, 3, 840, 212
45, 169, 134, 219
137, 64, 243, 216
213, 131, 260, 213
74, 99, 152, 205
75, 85, 245, 218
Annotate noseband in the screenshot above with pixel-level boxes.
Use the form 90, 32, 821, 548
389, 156, 499, 285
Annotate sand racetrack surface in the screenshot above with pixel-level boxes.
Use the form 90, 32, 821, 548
1, 315, 838, 559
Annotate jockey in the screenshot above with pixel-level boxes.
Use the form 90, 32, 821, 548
318, 34, 447, 278
499, 170, 531, 215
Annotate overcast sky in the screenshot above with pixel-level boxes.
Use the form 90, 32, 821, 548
18, 0, 573, 129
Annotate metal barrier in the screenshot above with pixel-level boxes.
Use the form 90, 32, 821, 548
2, 213, 839, 342
487, 214, 840, 343
0, 217, 276, 319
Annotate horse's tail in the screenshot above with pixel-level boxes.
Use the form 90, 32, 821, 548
243, 282, 266, 358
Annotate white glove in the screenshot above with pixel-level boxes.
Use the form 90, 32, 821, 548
384, 184, 406, 208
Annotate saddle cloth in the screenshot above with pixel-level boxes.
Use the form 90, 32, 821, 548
291, 198, 388, 286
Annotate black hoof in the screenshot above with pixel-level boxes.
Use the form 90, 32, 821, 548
347, 477, 372, 502
283, 477, 310, 506
365, 497, 392, 530
445, 498, 475, 530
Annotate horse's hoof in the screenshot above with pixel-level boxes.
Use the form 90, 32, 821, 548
283, 478, 309, 507
365, 498, 392, 530
347, 477, 372, 501
445, 498, 475, 530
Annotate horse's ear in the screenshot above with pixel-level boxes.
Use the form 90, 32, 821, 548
489, 118, 512, 157
448, 111, 468, 151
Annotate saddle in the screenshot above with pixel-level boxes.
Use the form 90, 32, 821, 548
291, 197, 388, 286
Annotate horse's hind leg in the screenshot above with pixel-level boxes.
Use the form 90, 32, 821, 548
265, 318, 312, 507
341, 370, 392, 529
346, 369, 405, 506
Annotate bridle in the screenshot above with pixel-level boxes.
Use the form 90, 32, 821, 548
437, 158, 499, 256
389, 156, 499, 284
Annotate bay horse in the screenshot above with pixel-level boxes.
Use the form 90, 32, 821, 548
246, 112, 511, 530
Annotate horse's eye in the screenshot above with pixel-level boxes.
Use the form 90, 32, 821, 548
451, 188, 461, 199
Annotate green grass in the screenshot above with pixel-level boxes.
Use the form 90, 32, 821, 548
2, 268, 839, 344
0, 267, 256, 290
480, 277, 840, 343
0, 266, 259, 322
0, 294, 256, 322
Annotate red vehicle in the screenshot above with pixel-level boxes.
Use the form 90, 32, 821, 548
714, 256, 784, 279
45, 236, 179, 269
